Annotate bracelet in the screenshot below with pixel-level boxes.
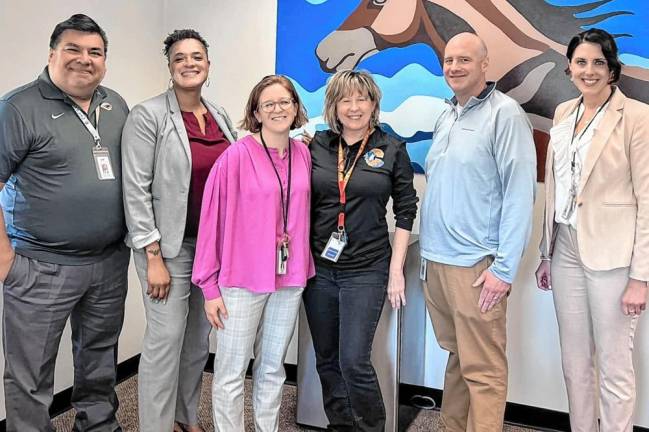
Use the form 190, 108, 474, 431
540, 256, 551, 262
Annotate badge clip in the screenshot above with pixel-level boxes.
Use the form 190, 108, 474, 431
277, 240, 289, 275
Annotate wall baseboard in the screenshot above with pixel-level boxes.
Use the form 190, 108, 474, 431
2, 356, 646, 432
400, 383, 648, 432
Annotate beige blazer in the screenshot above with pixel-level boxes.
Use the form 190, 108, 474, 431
540, 88, 649, 281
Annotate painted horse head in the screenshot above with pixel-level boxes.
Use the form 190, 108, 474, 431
317, 0, 649, 117
316, 0, 649, 179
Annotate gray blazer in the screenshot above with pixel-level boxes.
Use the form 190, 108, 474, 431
121, 89, 237, 258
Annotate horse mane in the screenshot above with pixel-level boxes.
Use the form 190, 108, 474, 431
421, 2, 473, 43
506, 0, 633, 44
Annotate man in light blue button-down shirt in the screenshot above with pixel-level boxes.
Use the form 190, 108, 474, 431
419, 32, 536, 432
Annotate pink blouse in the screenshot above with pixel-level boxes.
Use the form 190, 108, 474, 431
192, 134, 315, 300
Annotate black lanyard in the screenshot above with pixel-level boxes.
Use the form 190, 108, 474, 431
569, 87, 615, 169
260, 130, 292, 242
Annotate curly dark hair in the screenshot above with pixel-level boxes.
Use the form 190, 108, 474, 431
163, 29, 209, 61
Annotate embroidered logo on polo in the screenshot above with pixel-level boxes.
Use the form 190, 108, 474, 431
100, 102, 113, 111
364, 148, 385, 168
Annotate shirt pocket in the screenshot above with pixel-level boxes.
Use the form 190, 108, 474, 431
601, 202, 636, 207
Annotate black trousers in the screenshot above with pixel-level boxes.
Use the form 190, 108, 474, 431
303, 258, 389, 432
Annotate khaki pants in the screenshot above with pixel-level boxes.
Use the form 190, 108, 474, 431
423, 257, 508, 432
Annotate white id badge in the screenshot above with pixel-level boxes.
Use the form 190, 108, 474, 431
277, 242, 289, 275
92, 147, 115, 180
419, 257, 427, 281
320, 232, 347, 262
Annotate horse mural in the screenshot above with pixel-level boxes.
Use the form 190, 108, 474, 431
315, 0, 649, 180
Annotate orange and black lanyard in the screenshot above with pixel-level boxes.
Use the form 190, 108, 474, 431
336, 128, 373, 232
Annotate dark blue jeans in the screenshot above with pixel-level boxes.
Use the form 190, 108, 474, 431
303, 258, 389, 432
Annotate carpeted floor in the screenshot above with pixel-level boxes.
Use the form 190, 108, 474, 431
51, 373, 541, 431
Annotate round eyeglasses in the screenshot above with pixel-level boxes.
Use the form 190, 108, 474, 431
259, 99, 295, 113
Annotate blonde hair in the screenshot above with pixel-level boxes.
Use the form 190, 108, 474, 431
239, 75, 308, 133
323, 70, 382, 135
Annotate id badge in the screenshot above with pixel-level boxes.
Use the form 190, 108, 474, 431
92, 147, 115, 180
419, 257, 427, 281
320, 231, 347, 262
277, 242, 289, 275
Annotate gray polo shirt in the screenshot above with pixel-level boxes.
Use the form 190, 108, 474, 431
0, 68, 129, 265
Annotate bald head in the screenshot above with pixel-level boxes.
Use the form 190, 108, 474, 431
442, 32, 489, 105
445, 32, 488, 60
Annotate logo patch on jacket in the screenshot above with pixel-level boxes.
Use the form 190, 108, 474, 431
364, 148, 385, 168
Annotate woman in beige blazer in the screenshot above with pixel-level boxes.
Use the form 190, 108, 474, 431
122, 30, 236, 432
535, 28, 648, 432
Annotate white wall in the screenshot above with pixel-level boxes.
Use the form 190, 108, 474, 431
1, 0, 648, 428
162, 0, 278, 128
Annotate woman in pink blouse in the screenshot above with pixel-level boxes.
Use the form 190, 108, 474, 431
192, 75, 314, 431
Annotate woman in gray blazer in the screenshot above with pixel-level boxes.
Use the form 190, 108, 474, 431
121, 29, 236, 432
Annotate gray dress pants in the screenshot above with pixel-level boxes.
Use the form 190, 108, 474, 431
2, 245, 130, 432
134, 238, 211, 432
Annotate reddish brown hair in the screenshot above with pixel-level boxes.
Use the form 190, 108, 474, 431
239, 75, 308, 133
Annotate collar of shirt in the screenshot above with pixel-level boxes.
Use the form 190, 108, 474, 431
324, 127, 383, 149
446, 81, 497, 113
37, 67, 107, 110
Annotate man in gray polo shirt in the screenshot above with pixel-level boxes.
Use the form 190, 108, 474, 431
0, 14, 129, 431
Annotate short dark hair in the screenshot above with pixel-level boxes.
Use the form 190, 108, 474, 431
50, 14, 108, 54
163, 29, 209, 61
566, 28, 622, 83
239, 75, 308, 133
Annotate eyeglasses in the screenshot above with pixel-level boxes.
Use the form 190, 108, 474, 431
259, 99, 295, 113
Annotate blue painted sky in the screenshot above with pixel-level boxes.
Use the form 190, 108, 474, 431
276, 0, 441, 91
546, 0, 649, 57
277, 0, 649, 92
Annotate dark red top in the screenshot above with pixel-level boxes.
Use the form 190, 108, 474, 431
182, 110, 230, 237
